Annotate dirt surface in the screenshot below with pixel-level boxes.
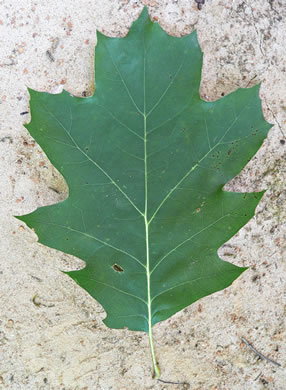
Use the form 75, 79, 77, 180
0, 0, 285, 389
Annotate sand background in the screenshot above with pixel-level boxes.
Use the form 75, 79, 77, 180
0, 0, 285, 389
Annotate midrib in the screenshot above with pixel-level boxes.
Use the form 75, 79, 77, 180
144, 109, 160, 377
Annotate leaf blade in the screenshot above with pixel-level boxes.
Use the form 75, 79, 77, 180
18, 8, 271, 335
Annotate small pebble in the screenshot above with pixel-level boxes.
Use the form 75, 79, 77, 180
7, 319, 14, 328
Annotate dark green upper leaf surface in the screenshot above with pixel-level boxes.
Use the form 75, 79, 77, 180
19, 9, 271, 332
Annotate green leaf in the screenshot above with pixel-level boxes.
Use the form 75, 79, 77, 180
18, 8, 271, 377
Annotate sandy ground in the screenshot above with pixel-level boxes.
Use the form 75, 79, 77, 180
0, 0, 285, 389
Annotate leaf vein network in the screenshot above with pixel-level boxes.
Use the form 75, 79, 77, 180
44, 222, 145, 269
43, 107, 145, 218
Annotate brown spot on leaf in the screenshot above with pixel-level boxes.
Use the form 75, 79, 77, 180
112, 264, 124, 273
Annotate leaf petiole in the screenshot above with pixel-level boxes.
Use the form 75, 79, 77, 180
148, 327, 160, 378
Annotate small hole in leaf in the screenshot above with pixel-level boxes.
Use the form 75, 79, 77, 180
112, 264, 124, 272
252, 129, 258, 135
85, 147, 89, 151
